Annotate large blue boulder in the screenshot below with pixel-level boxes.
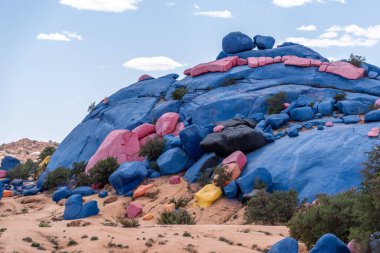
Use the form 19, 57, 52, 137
179, 125, 210, 160
163, 134, 182, 151
1, 156, 21, 171
342, 115, 361, 124
318, 101, 334, 116
290, 107, 315, 122
222, 32, 255, 54
22, 186, 41, 196
71, 186, 95, 197
310, 234, 350, 253
157, 147, 190, 175
337, 100, 370, 115
52, 186, 71, 203
269, 237, 298, 253
109, 162, 148, 195
12, 179, 24, 187
266, 114, 289, 130
365, 110, 380, 122
223, 181, 238, 199
236, 167, 272, 194
254, 35, 275, 50
64, 194, 99, 220
184, 153, 218, 183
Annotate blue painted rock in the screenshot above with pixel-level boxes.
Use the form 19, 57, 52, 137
179, 125, 210, 160
1, 156, 21, 171
11, 179, 24, 187
236, 167, 272, 194
157, 147, 190, 175
184, 152, 218, 183
22, 186, 41, 196
342, 115, 361, 124
71, 186, 95, 197
337, 100, 370, 115
109, 162, 148, 195
223, 181, 238, 199
269, 237, 298, 253
310, 234, 350, 253
64, 194, 99, 220
287, 127, 299, 137
98, 190, 108, 198
222, 32, 255, 54
52, 186, 71, 203
264, 133, 275, 143
365, 110, 380, 122
266, 114, 289, 130
318, 101, 334, 116
290, 107, 315, 122
163, 134, 182, 151
254, 35, 275, 50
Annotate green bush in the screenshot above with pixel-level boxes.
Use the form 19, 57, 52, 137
44, 167, 71, 190
245, 190, 298, 225
334, 93, 346, 102
169, 197, 190, 209
7, 159, 38, 181
267, 92, 287, 115
139, 137, 165, 161
38, 146, 56, 162
88, 102, 96, 112
70, 161, 91, 187
196, 168, 213, 187
119, 218, 140, 228
157, 209, 196, 225
171, 87, 188, 100
213, 165, 232, 188
348, 53, 366, 67
89, 157, 119, 186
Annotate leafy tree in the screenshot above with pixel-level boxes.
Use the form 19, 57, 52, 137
266, 92, 287, 115
7, 159, 38, 181
89, 157, 119, 186
38, 146, 56, 162
212, 165, 232, 188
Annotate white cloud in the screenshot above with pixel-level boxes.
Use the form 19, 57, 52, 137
167, 2, 176, 6
273, 0, 345, 7
36, 31, 83, 42
327, 57, 337, 62
297, 25, 317, 31
123, 56, 184, 71
285, 23, 380, 48
193, 10, 232, 19
59, 0, 140, 13
193, 4, 200, 9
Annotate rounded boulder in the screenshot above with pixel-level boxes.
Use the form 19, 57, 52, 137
222, 32, 255, 54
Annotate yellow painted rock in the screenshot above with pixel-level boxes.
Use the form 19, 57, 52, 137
194, 184, 222, 207
143, 213, 154, 220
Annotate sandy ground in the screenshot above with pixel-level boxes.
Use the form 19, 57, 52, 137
0, 177, 291, 253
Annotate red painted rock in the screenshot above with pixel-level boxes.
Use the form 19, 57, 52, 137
319, 64, 328, 72
171, 122, 185, 136
222, 151, 247, 170
375, 98, 380, 107
284, 56, 311, 67
0, 170, 6, 178
138, 74, 154, 82
368, 130, 379, 137
126, 202, 143, 218
311, 59, 322, 67
274, 56, 282, 63
247, 57, 259, 68
184, 68, 191, 76
284, 102, 290, 109
213, 125, 225, 133
169, 175, 181, 184
237, 58, 248, 66
258, 57, 266, 67
139, 133, 158, 147
347, 240, 360, 253
85, 130, 142, 173
325, 121, 333, 127
265, 57, 274, 65
132, 123, 156, 139
155, 112, 179, 137
325, 61, 365, 80
190, 56, 238, 77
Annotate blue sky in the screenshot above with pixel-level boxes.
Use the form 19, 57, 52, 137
1, 0, 380, 144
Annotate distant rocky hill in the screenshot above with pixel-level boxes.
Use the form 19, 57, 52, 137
0, 138, 59, 163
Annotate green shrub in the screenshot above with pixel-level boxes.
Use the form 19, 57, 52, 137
245, 190, 298, 225
266, 92, 287, 115
43, 167, 71, 190
213, 165, 232, 188
196, 168, 213, 187
69, 161, 92, 187
88, 102, 96, 112
139, 137, 165, 161
348, 53, 366, 67
7, 159, 38, 181
334, 93, 346, 102
171, 87, 188, 100
119, 218, 140, 228
169, 197, 190, 209
38, 146, 56, 162
89, 157, 119, 186
157, 209, 196, 225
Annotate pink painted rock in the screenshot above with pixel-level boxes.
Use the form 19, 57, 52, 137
171, 122, 185, 136
169, 175, 181, 185
132, 123, 156, 139
375, 98, 380, 107
274, 56, 282, 63
258, 57, 266, 67
85, 130, 142, 173
126, 202, 143, 219
155, 112, 179, 137
372, 127, 380, 133
311, 59, 322, 67
138, 74, 154, 82
103, 97, 108, 104
139, 133, 158, 147
237, 58, 248, 66
319, 64, 328, 72
284, 56, 311, 67
222, 151, 247, 170
247, 57, 259, 68
281, 55, 292, 62
190, 56, 238, 77
213, 125, 225, 133
325, 121, 333, 127
347, 240, 359, 253
0, 170, 6, 178
284, 102, 290, 109
265, 57, 274, 65
368, 130, 379, 137
184, 68, 191, 76
325, 61, 365, 80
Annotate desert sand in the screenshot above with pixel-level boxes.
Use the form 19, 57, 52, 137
0, 176, 290, 253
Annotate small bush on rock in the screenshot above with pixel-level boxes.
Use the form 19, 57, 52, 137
348, 53, 366, 67
197, 169, 213, 187
38, 146, 56, 162
157, 209, 196, 225
171, 87, 188, 100
169, 197, 190, 209
7, 159, 38, 181
213, 165, 233, 188
139, 137, 165, 161
88, 102, 96, 112
245, 189, 298, 225
89, 157, 119, 186
70, 161, 91, 187
44, 167, 71, 190
334, 93, 346, 101
267, 92, 287, 115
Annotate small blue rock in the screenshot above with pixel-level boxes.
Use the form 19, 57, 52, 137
342, 115, 361, 124
287, 127, 299, 137
266, 114, 289, 130
254, 35, 275, 50
310, 233, 350, 253
263, 133, 275, 143
52, 186, 71, 203
98, 191, 108, 198
269, 237, 298, 253
365, 110, 380, 122
71, 186, 95, 197
290, 107, 315, 122
317, 125, 324, 130
367, 71, 378, 79
223, 181, 238, 199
